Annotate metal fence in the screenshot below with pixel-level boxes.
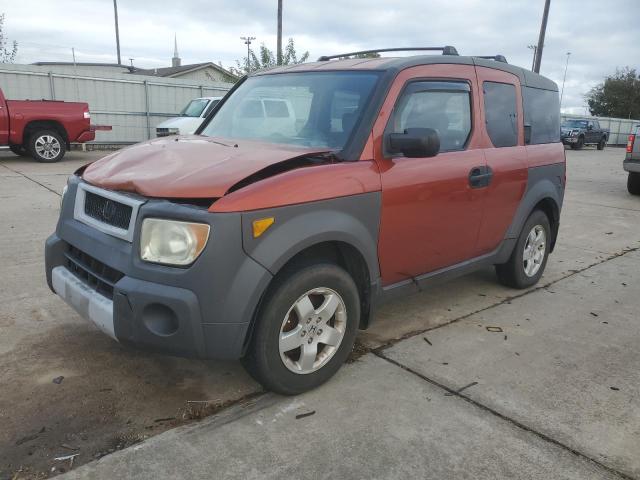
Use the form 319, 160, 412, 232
0, 64, 233, 144
2, 64, 637, 146
561, 114, 639, 146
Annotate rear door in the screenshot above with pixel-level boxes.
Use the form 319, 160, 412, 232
474, 67, 528, 254
373, 64, 487, 285
0, 89, 8, 145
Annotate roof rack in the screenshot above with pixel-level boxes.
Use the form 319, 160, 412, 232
474, 55, 508, 64
317, 46, 459, 61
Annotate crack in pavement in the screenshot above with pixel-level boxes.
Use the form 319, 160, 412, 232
374, 350, 635, 480
0, 162, 62, 197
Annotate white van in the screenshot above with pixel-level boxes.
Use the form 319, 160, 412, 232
156, 97, 222, 137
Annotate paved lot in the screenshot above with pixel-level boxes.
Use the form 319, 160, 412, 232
1, 146, 639, 479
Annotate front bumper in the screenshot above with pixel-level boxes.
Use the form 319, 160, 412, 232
45, 177, 273, 359
561, 136, 578, 144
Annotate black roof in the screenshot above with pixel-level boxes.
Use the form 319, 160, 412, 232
253, 54, 558, 91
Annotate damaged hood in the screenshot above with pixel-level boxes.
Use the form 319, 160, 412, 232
82, 136, 332, 198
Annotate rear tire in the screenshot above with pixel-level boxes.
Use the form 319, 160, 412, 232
597, 138, 606, 150
496, 209, 551, 289
628, 172, 640, 195
9, 145, 29, 157
27, 130, 66, 163
242, 263, 360, 395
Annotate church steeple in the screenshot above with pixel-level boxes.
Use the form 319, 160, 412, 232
172, 34, 181, 67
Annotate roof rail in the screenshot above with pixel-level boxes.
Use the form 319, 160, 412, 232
474, 55, 508, 64
317, 46, 459, 61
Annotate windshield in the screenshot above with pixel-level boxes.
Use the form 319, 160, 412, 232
200, 72, 381, 149
180, 99, 210, 117
562, 119, 588, 129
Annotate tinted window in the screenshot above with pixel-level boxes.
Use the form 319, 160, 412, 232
523, 87, 560, 144
483, 82, 518, 147
389, 82, 472, 152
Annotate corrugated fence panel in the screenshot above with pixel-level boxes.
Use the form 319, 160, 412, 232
0, 64, 233, 144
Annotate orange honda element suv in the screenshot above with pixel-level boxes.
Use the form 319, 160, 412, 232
46, 47, 565, 394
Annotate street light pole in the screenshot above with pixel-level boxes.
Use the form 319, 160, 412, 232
113, 0, 121, 65
240, 36, 256, 73
277, 0, 283, 65
533, 0, 551, 73
559, 52, 571, 110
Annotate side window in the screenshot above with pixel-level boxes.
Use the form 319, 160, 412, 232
593, 120, 600, 129
523, 87, 560, 144
483, 82, 518, 147
389, 81, 472, 152
238, 99, 264, 118
202, 99, 220, 117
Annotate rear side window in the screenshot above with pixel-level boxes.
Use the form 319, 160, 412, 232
523, 87, 560, 144
389, 81, 472, 152
483, 82, 518, 147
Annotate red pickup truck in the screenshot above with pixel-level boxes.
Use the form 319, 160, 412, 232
0, 87, 94, 162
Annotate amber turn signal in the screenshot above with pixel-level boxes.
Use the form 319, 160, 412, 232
253, 217, 275, 238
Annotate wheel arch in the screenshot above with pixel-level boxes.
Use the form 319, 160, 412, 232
505, 165, 564, 255
24, 120, 70, 147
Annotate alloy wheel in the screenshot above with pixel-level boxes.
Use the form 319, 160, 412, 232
278, 287, 347, 374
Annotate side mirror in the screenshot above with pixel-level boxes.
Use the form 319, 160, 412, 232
387, 128, 440, 158
524, 124, 532, 145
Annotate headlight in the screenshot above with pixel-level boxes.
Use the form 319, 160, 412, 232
140, 218, 210, 266
167, 128, 180, 135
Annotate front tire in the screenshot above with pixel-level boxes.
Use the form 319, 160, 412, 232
242, 263, 360, 395
27, 130, 66, 163
628, 172, 640, 195
496, 210, 551, 289
571, 136, 584, 150
597, 138, 606, 150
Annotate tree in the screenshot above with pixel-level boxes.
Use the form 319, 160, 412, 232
231, 38, 309, 76
0, 13, 18, 63
586, 67, 640, 119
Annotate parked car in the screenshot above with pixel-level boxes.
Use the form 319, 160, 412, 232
561, 118, 609, 150
624, 124, 640, 195
155, 96, 222, 137
0, 87, 94, 162
46, 47, 565, 394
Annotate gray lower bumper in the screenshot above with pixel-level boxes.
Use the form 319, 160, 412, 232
623, 160, 640, 173
52, 266, 116, 340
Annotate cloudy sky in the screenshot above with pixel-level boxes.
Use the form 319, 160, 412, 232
3, 0, 639, 113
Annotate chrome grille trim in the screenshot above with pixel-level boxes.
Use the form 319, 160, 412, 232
73, 182, 145, 242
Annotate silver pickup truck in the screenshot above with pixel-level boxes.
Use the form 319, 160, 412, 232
624, 124, 640, 195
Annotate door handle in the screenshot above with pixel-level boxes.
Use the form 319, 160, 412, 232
468, 166, 493, 188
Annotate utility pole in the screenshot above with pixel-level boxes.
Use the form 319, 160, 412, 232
113, 0, 121, 65
527, 44, 537, 71
559, 52, 571, 110
277, 0, 283, 65
240, 36, 256, 73
533, 0, 551, 73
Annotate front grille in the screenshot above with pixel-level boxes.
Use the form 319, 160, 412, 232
84, 191, 132, 230
156, 128, 174, 137
65, 245, 124, 299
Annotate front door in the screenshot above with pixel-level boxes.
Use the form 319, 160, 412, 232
373, 65, 487, 286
